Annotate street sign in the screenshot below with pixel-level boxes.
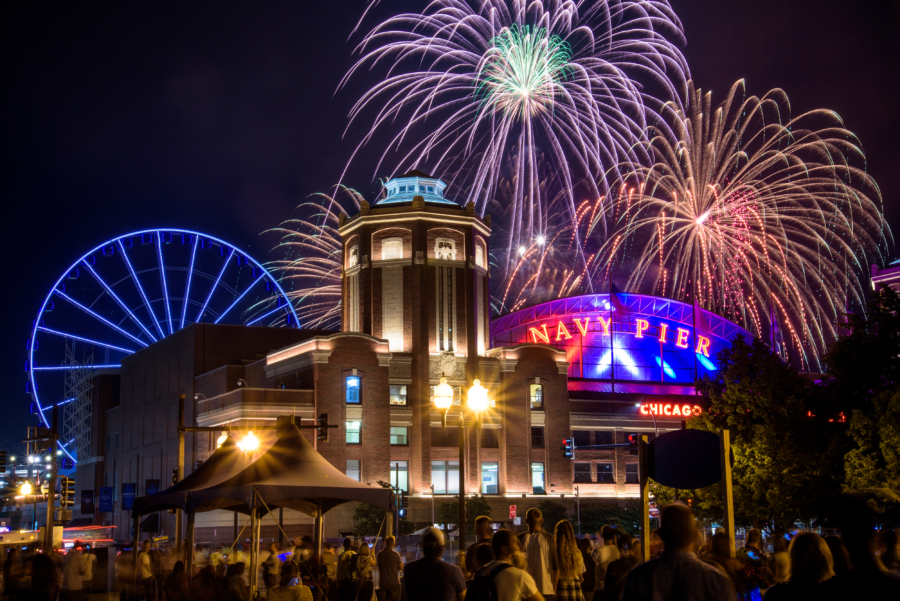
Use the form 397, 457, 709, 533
509, 505, 516, 519
122, 483, 136, 510
513, 517, 521, 526
648, 429, 733, 489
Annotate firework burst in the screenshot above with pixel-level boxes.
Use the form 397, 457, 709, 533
593, 80, 891, 369
266, 187, 363, 330
342, 0, 689, 272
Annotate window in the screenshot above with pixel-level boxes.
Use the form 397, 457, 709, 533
594, 431, 615, 446
427, 186, 434, 193
347, 460, 361, 482
481, 461, 499, 494
390, 461, 408, 492
382, 238, 403, 260
346, 376, 361, 403
626, 463, 639, 484
435, 238, 456, 261
574, 462, 592, 483
348, 247, 359, 267
398, 185, 407, 193
597, 463, 615, 483
390, 427, 409, 446
390, 385, 407, 405
475, 245, 485, 268
530, 384, 543, 410
431, 460, 460, 494
573, 430, 591, 448
346, 421, 361, 444
432, 426, 460, 448
531, 427, 544, 448
531, 462, 545, 494
481, 428, 499, 449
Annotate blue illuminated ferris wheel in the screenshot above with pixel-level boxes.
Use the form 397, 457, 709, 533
26, 229, 299, 463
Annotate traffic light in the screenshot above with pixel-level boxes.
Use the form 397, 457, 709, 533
172, 468, 178, 486
398, 508, 407, 517
0, 451, 6, 474
316, 413, 330, 442
60, 477, 74, 507
562, 438, 575, 459
627, 433, 639, 456
400, 491, 408, 509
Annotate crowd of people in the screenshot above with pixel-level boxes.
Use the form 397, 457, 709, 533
2, 504, 899, 600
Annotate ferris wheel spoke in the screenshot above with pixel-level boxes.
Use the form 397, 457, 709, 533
246, 302, 286, 326
33, 364, 121, 371
36, 326, 136, 354
156, 231, 174, 335
54, 289, 149, 348
214, 273, 267, 324
195, 248, 234, 323
81, 259, 158, 343
118, 240, 166, 339
180, 236, 199, 330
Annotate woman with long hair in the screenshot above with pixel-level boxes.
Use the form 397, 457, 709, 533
763, 532, 834, 600
355, 543, 376, 601
554, 520, 585, 601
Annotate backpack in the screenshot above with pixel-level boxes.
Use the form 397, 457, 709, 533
337, 551, 357, 582
466, 563, 513, 601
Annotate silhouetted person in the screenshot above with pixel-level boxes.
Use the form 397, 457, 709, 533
621, 504, 736, 600
403, 528, 466, 601
763, 532, 834, 601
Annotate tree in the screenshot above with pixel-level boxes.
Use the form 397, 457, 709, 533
660, 336, 845, 528
578, 501, 641, 536
437, 495, 492, 534
352, 481, 416, 536
843, 387, 900, 512
535, 500, 568, 531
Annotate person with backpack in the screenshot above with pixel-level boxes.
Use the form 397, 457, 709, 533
337, 539, 358, 601
469, 529, 545, 601
403, 528, 466, 601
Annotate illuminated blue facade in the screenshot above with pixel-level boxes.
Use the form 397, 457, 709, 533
490, 293, 750, 395
375, 169, 457, 206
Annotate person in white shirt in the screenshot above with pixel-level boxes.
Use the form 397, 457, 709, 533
517, 508, 559, 600
591, 526, 619, 593
474, 529, 544, 601
82, 547, 97, 593
60, 543, 87, 601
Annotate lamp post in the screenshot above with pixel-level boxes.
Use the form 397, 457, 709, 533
432, 377, 489, 559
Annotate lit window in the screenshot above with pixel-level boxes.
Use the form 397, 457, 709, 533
382, 237, 403, 260
431, 460, 459, 494
531, 427, 544, 448
348, 247, 359, 267
481, 462, 499, 494
434, 238, 456, 261
346, 376, 361, 404
597, 463, 615, 483
626, 463, 639, 484
347, 459, 361, 481
390, 427, 408, 446
389, 385, 407, 405
390, 460, 408, 492
531, 463, 545, 494
475, 245, 485, 268
346, 421, 361, 444
530, 384, 543, 410
574, 462, 592, 483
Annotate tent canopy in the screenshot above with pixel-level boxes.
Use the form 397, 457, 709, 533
189, 423, 393, 517
132, 436, 253, 516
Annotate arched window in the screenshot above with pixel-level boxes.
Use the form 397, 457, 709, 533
382, 238, 403, 260
348, 246, 359, 267
435, 238, 456, 261
475, 245, 485, 268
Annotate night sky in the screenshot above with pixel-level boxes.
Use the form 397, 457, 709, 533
4, 1, 899, 449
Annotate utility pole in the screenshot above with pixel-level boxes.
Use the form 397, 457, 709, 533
176, 395, 184, 556
720, 430, 736, 556
430, 484, 435, 526
43, 406, 59, 552
639, 434, 650, 562
575, 486, 580, 534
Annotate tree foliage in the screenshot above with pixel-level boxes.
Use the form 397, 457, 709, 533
352, 481, 416, 537
535, 500, 568, 532
578, 500, 642, 535
437, 495, 492, 534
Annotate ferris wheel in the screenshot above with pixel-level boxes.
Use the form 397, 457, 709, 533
26, 228, 299, 463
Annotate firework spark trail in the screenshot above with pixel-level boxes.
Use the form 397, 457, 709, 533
591, 80, 891, 369
342, 0, 690, 275
266, 187, 363, 330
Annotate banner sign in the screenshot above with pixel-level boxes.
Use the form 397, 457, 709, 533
122, 483, 136, 510
81, 490, 95, 514
98, 487, 114, 512
145, 479, 160, 496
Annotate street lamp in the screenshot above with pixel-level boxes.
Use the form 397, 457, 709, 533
216, 432, 229, 448
432, 377, 491, 556
19, 482, 35, 531
239, 431, 259, 456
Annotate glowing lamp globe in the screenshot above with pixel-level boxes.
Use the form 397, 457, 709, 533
19, 482, 32, 496
433, 377, 454, 410
239, 431, 259, 454
467, 379, 489, 413
216, 432, 228, 448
